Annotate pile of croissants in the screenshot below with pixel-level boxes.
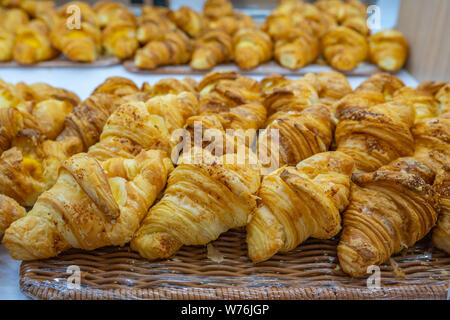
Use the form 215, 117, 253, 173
0, 0, 409, 72
0, 70, 448, 278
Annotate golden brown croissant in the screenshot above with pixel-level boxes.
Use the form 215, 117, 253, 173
131, 147, 260, 260
57, 1, 99, 27
369, 30, 409, 72
136, 7, 177, 45
295, 3, 337, 38
207, 11, 255, 36
56, 93, 116, 151
338, 159, 440, 277
0, 26, 14, 61
247, 151, 354, 263
394, 87, 440, 122
0, 194, 25, 236
259, 105, 335, 172
315, 0, 366, 23
93, 1, 136, 29
19, 0, 55, 18
143, 78, 198, 97
411, 116, 450, 173
303, 71, 353, 107
341, 15, 369, 36
102, 20, 138, 59
92, 76, 140, 99
321, 26, 368, 71
432, 165, 450, 254
134, 30, 192, 69
203, 0, 233, 20
3, 149, 173, 260
190, 29, 232, 70
0, 130, 82, 206
88, 93, 199, 161
436, 83, 450, 115
1, 8, 29, 34
168, 6, 204, 38
13, 19, 58, 64
262, 76, 319, 115
0, 107, 23, 154
354, 72, 405, 100
274, 26, 319, 70
335, 100, 415, 172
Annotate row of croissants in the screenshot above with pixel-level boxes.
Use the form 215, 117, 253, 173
0, 0, 408, 72
0, 70, 448, 278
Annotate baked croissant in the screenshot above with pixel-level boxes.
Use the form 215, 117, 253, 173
92, 76, 140, 99
13, 19, 58, 64
207, 11, 255, 36
436, 83, 449, 115
136, 7, 177, 45
412, 116, 450, 173
131, 147, 260, 260
144, 78, 198, 97
190, 29, 232, 70
102, 20, 138, 59
0, 130, 82, 206
432, 165, 450, 254
50, 18, 101, 62
354, 72, 405, 101
274, 26, 319, 70
0, 194, 25, 236
1, 8, 29, 34
303, 71, 353, 107
88, 93, 199, 161
0, 26, 14, 61
369, 30, 409, 72
94, 1, 136, 29
3, 149, 173, 260
321, 26, 368, 71
259, 105, 335, 172
168, 6, 204, 38
338, 159, 439, 277
0, 108, 23, 154
315, 0, 366, 23
203, 0, 234, 20
394, 87, 440, 122
247, 151, 354, 263
56, 93, 116, 151
335, 100, 415, 172
295, 3, 337, 38
134, 30, 192, 69
57, 1, 99, 27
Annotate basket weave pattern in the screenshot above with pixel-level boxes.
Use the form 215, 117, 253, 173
20, 229, 450, 300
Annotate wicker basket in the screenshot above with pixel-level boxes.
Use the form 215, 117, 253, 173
20, 229, 450, 300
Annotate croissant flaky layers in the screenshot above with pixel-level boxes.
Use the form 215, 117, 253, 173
338, 159, 440, 277
3, 150, 173, 260
131, 148, 261, 260
247, 151, 355, 263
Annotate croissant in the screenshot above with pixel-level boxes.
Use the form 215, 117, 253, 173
102, 20, 138, 59
199, 71, 263, 113
3, 149, 173, 260
203, 0, 233, 20
321, 26, 368, 71
335, 100, 415, 172
57, 1, 99, 27
94, 1, 136, 29
143, 78, 198, 97
13, 19, 58, 64
274, 26, 319, 70
394, 87, 440, 122
1, 8, 29, 34
369, 30, 409, 72
0, 27, 14, 61
19, 0, 55, 18
92, 76, 140, 99
136, 8, 177, 44
432, 165, 450, 254
0, 194, 25, 236
131, 147, 260, 260
190, 29, 232, 70
338, 159, 440, 277
295, 3, 337, 38
273, 0, 303, 14
134, 30, 192, 69
0, 108, 23, 154
0, 130, 82, 206
56, 93, 117, 151
262, 76, 319, 115
303, 71, 353, 107
315, 0, 366, 23
88, 93, 199, 161
342, 15, 369, 36
436, 83, 450, 115
412, 116, 450, 173
168, 6, 204, 38
247, 151, 354, 263
354, 72, 405, 101
207, 11, 255, 36
259, 105, 335, 172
